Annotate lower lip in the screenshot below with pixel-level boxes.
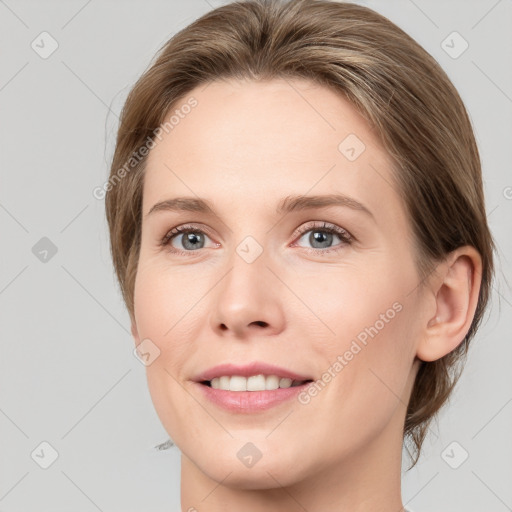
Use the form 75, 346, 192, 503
195, 382, 311, 412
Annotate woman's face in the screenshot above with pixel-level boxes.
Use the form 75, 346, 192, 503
132, 78, 427, 487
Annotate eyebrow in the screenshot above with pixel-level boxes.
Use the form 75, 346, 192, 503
145, 193, 373, 219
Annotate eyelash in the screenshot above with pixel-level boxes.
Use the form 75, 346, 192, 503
159, 221, 353, 257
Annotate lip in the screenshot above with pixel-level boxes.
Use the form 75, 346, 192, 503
195, 381, 313, 413
192, 362, 314, 413
192, 361, 313, 383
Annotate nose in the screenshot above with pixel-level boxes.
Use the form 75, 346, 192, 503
209, 248, 286, 339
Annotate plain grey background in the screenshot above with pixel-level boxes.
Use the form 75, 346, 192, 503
1, 0, 511, 511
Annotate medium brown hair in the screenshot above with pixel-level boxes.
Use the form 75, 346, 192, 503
105, 0, 495, 467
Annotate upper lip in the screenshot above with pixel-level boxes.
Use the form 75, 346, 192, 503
193, 362, 314, 383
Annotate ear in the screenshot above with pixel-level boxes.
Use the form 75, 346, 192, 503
416, 245, 483, 362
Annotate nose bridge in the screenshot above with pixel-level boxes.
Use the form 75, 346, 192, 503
220, 212, 272, 273
222, 233, 271, 300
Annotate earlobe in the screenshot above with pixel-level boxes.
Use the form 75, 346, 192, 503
416, 246, 482, 362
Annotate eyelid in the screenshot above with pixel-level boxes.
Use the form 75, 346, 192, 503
159, 223, 216, 247
291, 220, 352, 243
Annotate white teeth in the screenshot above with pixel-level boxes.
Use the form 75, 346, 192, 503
230, 375, 246, 391
209, 374, 305, 391
247, 374, 265, 391
279, 377, 292, 388
265, 375, 280, 390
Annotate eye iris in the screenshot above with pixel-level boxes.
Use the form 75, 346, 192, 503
310, 230, 333, 249
182, 232, 204, 250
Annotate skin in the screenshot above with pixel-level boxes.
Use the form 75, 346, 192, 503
130, 78, 482, 512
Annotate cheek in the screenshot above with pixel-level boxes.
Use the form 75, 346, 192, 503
132, 265, 193, 378
132, 259, 224, 389
133, 260, 202, 337
323, 298, 415, 432
305, 267, 416, 415
299, 262, 406, 353
133, 266, 203, 443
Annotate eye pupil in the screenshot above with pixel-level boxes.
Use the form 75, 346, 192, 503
310, 230, 333, 248
182, 232, 204, 250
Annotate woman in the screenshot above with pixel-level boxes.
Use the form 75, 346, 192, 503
105, 1, 495, 510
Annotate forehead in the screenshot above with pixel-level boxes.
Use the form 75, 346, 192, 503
143, 77, 404, 227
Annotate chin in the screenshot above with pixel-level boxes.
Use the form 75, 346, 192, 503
185, 442, 309, 490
